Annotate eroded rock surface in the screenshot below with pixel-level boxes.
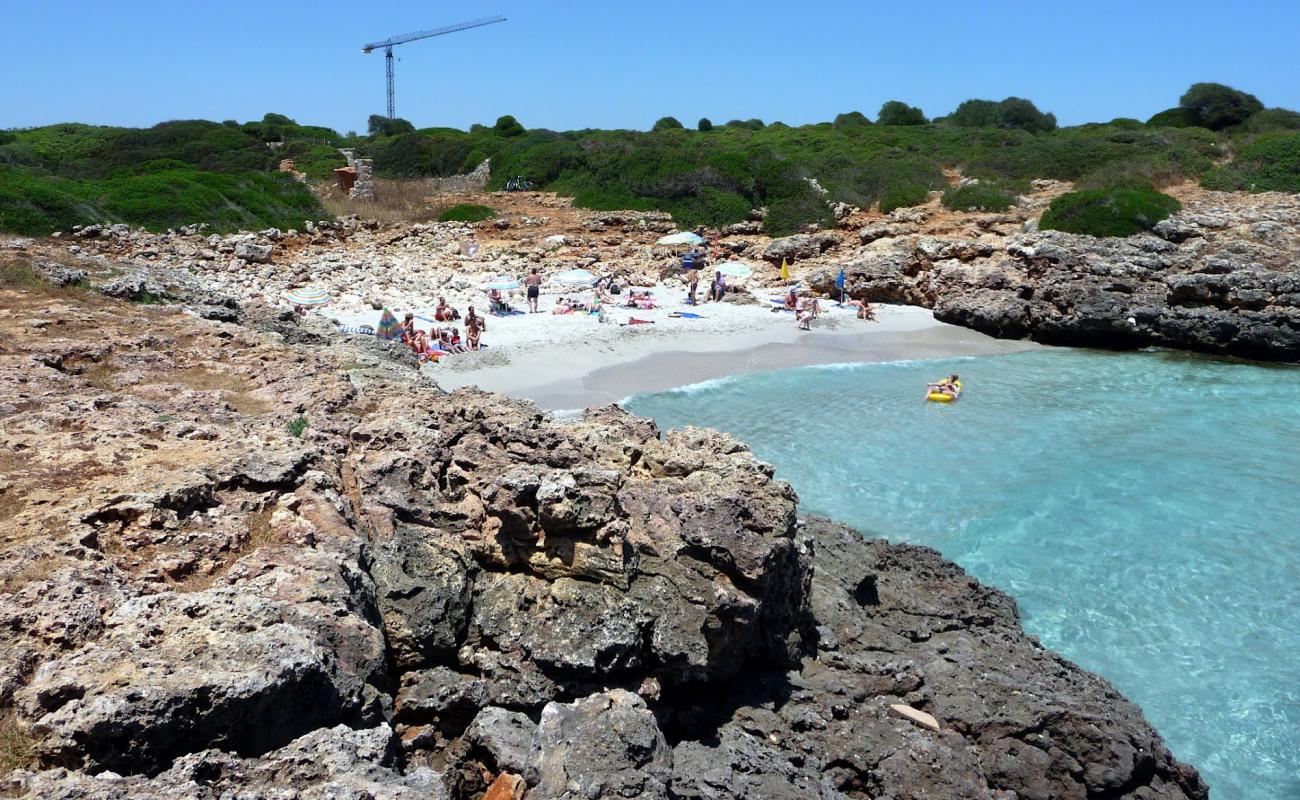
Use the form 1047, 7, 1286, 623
0, 281, 1206, 798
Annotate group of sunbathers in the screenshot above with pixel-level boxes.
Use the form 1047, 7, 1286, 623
400, 308, 485, 361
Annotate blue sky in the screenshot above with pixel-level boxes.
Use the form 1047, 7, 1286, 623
3, 0, 1298, 133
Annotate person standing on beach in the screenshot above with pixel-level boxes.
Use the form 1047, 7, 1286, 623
685, 264, 699, 305
524, 268, 541, 313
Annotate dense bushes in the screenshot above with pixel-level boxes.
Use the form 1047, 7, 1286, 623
367, 115, 415, 137
1179, 83, 1264, 131
877, 101, 926, 126
942, 183, 1015, 212
1040, 186, 1180, 237
438, 203, 496, 222
948, 97, 1057, 133
0, 164, 324, 235
1201, 133, 1300, 192
652, 117, 684, 132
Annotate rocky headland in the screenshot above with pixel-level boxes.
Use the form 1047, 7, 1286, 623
0, 268, 1210, 798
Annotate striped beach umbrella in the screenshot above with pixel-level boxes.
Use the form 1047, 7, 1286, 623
284, 286, 332, 306
552, 268, 599, 287
375, 309, 403, 341
715, 261, 754, 279
656, 231, 705, 246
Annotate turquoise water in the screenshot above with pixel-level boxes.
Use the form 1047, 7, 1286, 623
626, 349, 1300, 800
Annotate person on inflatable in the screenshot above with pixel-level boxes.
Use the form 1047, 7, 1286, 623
925, 374, 960, 401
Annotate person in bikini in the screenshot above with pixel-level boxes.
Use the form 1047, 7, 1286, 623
525, 267, 542, 313
784, 288, 798, 310
434, 297, 454, 322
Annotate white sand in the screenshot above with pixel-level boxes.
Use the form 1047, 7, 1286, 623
319, 281, 1039, 409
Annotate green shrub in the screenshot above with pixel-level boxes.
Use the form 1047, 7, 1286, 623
0, 164, 324, 235
833, 111, 872, 128
368, 115, 415, 137
493, 115, 526, 137
288, 415, 308, 438
1039, 186, 1180, 237
438, 203, 496, 222
697, 118, 713, 132
652, 116, 684, 132
877, 101, 926, 126
942, 183, 1014, 211
1179, 83, 1264, 131
948, 97, 1056, 132
879, 183, 929, 213
1234, 108, 1300, 133
1146, 107, 1195, 127
1201, 133, 1300, 192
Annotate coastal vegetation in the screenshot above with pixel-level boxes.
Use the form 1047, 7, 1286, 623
1040, 185, 1181, 237
1, 84, 1296, 236
437, 203, 496, 222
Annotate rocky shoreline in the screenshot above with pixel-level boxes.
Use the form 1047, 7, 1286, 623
807, 190, 1300, 362
0, 277, 1208, 798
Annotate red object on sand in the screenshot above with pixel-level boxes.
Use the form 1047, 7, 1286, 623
629, 318, 654, 325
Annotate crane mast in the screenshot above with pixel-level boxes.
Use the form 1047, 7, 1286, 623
361, 16, 506, 120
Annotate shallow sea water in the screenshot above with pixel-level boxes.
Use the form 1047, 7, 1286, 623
626, 348, 1300, 800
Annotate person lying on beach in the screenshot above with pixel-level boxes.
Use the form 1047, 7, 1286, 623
552, 297, 574, 315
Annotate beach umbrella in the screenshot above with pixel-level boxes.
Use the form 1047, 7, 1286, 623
375, 309, 402, 341
779, 258, 790, 282
715, 261, 754, 279
284, 286, 332, 306
656, 231, 705, 246
483, 276, 521, 291
552, 268, 599, 287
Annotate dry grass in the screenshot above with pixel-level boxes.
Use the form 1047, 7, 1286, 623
317, 179, 452, 225
0, 709, 37, 777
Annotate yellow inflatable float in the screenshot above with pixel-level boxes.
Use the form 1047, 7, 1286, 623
926, 379, 962, 403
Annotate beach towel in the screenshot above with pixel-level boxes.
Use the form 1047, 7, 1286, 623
490, 309, 525, 317
376, 309, 402, 341
628, 318, 654, 325
336, 325, 375, 335
669, 312, 703, 319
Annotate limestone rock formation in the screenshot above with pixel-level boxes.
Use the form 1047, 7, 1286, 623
0, 269, 1207, 799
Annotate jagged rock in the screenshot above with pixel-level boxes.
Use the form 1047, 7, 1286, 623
99, 272, 168, 301
465, 708, 536, 774
234, 241, 273, 263
16, 541, 388, 775
858, 222, 908, 244
528, 690, 672, 800
33, 262, 87, 287
762, 233, 838, 262
6, 724, 447, 799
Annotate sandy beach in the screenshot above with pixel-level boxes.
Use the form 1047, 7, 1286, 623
324, 281, 1040, 409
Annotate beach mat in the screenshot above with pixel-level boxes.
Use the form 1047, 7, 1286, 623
669, 312, 703, 319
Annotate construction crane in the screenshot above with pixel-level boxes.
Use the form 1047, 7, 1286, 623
362, 15, 506, 119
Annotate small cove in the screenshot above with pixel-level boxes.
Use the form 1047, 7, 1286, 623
625, 348, 1300, 800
